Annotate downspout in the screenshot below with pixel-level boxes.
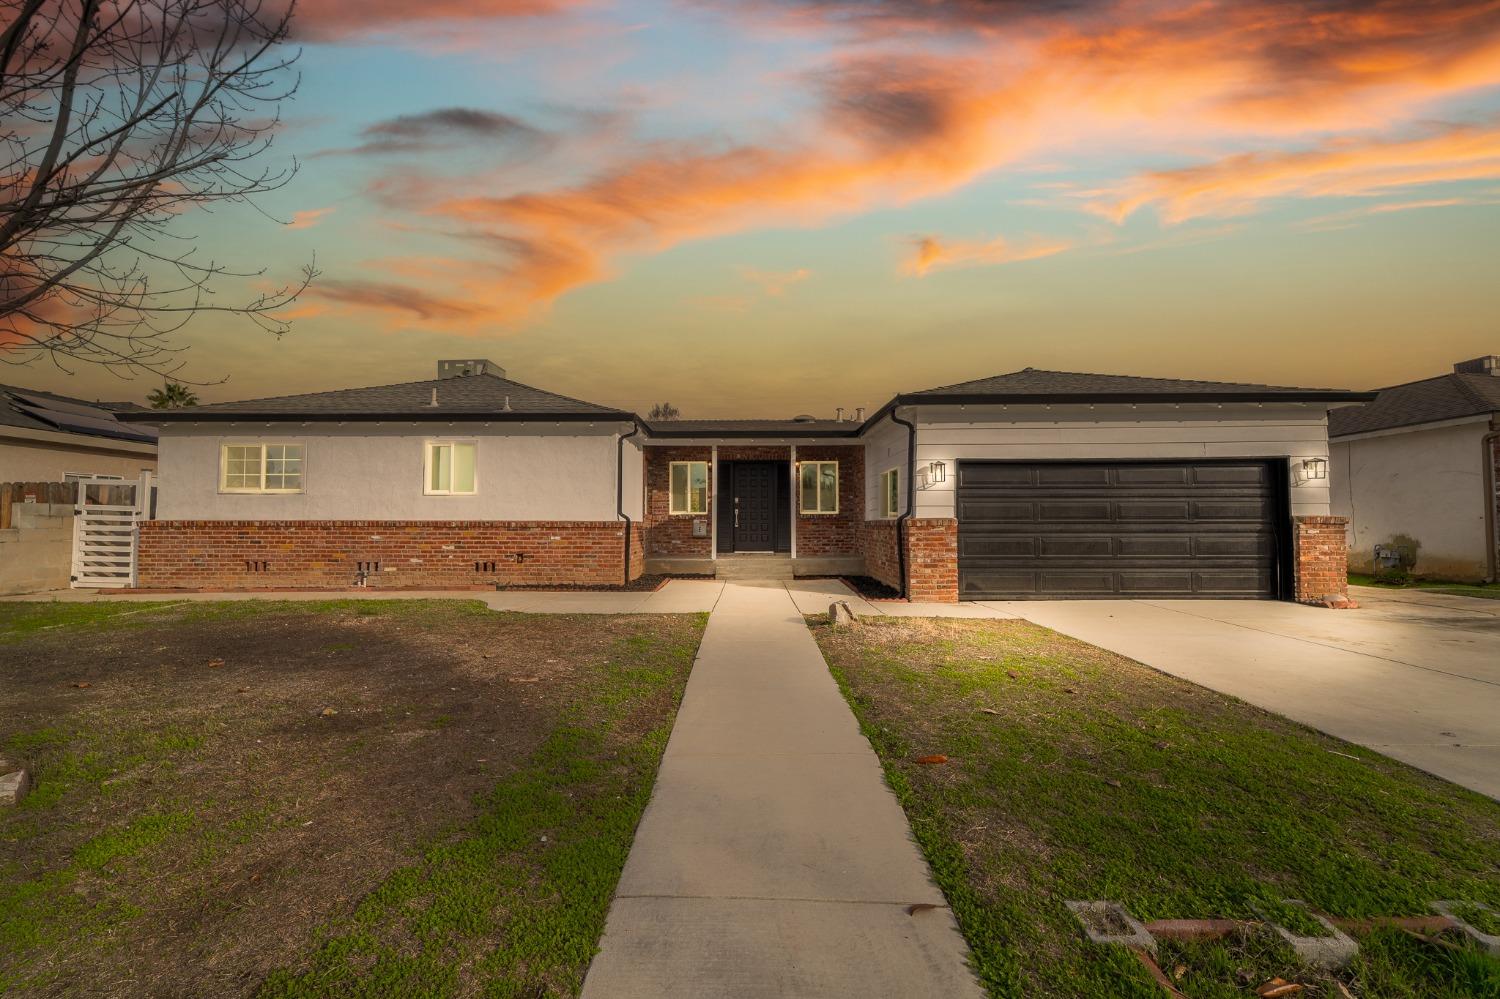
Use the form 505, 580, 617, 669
617, 420, 642, 586
1483, 426, 1500, 583
889, 406, 918, 600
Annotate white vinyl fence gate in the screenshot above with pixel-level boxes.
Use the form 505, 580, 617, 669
71, 472, 155, 589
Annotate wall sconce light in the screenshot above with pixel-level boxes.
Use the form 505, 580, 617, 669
927, 460, 947, 484
1301, 457, 1328, 481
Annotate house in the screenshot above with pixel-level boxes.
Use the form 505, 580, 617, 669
116, 359, 1371, 602
1, 383, 158, 482
1330, 356, 1500, 583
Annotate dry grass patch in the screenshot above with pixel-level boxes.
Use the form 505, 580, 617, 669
1, 599, 706, 998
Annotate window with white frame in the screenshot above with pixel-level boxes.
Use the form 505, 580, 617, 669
798, 460, 839, 514
425, 441, 477, 495
669, 461, 708, 514
879, 467, 900, 518
220, 443, 304, 493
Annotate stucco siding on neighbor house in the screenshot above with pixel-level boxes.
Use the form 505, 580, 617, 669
155, 423, 633, 522
0, 438, 156, 481
1331, 419, 1493, 581
909, 403, 1335, 519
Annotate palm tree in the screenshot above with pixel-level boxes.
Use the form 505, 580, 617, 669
147, 382, 200, 410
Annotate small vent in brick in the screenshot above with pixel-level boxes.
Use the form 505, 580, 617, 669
245, 560, 270, 572
357, 561, 381, 573
475, 560, 497, 573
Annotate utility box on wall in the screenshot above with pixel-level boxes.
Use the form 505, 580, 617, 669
692, 519, 709, 538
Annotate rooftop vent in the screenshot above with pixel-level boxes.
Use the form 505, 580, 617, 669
792, 414, 817, 423
438, 359, 505, 379
1454, 356, 1500, 376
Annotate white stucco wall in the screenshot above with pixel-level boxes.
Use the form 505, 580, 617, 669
156, 421, 638, 522
1, 435, 157, 482
902, 403, 1336, 519
1331, 418, 1493, 580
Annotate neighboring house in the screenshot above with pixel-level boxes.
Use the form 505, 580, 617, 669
1330, 356, 1500, 583
117, 360, 1370, 602
1, 383, 158, 482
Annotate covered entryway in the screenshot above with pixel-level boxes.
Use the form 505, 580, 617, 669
956, 460, 1285, 599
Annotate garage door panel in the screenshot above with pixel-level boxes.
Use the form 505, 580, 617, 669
958, 460, 1280, 600
1116, 500, 1191, 522
1116, 535, 1193, 557
1114, 466, 1192, 485
1037, 466, 1112, 486
1039, 536, 1114, 557
1039, 500, 1113, 520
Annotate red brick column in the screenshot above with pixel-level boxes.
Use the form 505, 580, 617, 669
858, 520, 902, 591
905, 518, 959, 602
1293, 515, 1350, 604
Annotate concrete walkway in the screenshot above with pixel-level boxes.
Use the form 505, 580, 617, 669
2, 577, 1016, 619
580, 582, 984, 999
987, 590, 1500, 799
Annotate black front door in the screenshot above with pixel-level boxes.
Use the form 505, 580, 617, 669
732, 462, 777, 551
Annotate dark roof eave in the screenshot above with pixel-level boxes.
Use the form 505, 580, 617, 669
118, 409, 637, 424
644, 426, 863, 439
859, 389, 1377, 430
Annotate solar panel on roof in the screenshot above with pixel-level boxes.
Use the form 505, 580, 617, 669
11, 401, 158, 443
11, 391, 113, 418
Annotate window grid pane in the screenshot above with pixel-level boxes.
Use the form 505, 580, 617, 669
452, 443, 477, 494
689, 462, 707, 514
670, 463, 688, 513
430, 443, 451, 492
819, 463, 837, 513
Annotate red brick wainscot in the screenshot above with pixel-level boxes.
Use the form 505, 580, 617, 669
857, 516, 959, 602
137, 520, 640, 590
788, 445, 863, 558
642, 446, 713, 559
1293, 515, 1351, 605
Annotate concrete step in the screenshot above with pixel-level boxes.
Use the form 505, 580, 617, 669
715, 557, 794, 581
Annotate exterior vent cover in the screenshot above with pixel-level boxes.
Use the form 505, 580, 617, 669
438, 359, 506, 379
1453, 356, 1500, 376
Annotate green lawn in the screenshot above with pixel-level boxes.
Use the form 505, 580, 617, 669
1349, 573, 1500, 600
811, 616, 1500, 999
1, 599, 707, 998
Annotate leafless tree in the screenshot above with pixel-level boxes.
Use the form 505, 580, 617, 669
648, 401, 680, 420
0, 0, 314, 377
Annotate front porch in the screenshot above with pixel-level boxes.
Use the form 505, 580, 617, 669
639, 442, 868, 581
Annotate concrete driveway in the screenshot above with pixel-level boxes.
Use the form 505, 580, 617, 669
983, 586, 1500, 799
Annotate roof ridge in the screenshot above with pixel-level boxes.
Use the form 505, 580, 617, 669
181, 370, 618, 414
1450, 372, 1500, 412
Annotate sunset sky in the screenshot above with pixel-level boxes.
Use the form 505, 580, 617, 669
19, 0, 1500, 416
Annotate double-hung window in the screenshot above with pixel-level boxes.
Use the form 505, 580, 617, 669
879, 467, 901, 517
669, 461, 708, 514
425, 441, 477, 495
220, 443, 304, 493
797, 461, 839, 514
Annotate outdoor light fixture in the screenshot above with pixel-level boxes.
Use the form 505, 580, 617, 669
927, 460, 947, 484
1302, 457, 1328, 480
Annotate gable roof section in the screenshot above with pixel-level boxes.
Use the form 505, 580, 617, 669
1328, 373, 1500, 438
117, 372, 630, 423
904, 368, 1367, 403
1, 383, 157, 445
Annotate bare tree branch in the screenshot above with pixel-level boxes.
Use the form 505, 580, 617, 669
0, 0, 315, 378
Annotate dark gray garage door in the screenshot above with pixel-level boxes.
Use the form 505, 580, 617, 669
957, 461, 1281, 599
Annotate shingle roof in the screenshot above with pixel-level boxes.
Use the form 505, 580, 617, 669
906, 368, 1361, 401
1, 383, 156, 445
1328, 373, 1500, 437
645, 418, 859, 437
117, 372, 628, 422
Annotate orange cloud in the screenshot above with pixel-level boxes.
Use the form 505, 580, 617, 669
1093, 122, 1500, 223
292, 0, 578, 40
318, 0, 1500, 329
286, 207, 335, 230
904, 234, 1075, 276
